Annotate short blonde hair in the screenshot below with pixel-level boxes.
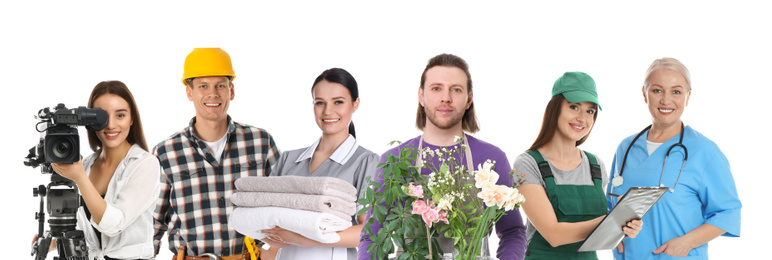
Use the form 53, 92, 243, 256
643, 57, 692, 91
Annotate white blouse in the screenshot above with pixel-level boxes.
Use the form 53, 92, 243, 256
76, 144, 161, 259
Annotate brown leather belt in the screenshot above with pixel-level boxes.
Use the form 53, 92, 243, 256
171, 252, 250, 260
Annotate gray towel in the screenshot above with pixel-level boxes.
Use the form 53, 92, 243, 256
235, 176, 357, 202
231, 192, 356, 220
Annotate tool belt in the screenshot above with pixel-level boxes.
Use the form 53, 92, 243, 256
173, 244, 256, 260
172, 252, 250, 260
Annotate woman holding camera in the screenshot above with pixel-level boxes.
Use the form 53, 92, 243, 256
49, 81, 161, 260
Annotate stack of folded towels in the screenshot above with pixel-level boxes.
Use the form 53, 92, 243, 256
229, 176, 358, 243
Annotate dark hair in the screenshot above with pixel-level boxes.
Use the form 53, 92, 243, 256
529, 94, 599, 150
416, 53, 479, 133
312, 68, 358, 138
87, 81, 148, 152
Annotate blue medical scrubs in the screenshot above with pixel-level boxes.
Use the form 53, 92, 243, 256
607, 125, 741, 259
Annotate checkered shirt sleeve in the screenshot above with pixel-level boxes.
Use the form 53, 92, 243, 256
151, 117, 280, 256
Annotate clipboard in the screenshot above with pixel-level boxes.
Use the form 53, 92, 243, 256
576, 186, 668, 252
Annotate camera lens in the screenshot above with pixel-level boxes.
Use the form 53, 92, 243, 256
50, 138, 75, 160
42, 123, 80, 163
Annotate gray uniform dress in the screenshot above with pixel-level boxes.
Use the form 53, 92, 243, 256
513, 150, 609, 244
270, 135, 379, 260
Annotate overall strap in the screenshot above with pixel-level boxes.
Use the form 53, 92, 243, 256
526, 150, 553, 180
583, 151, 602, 181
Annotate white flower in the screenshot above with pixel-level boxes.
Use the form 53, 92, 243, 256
503, 188, 526, 211
474, 160, 499, 188
477, 182, 501, 207
454, 135, 463, 143
437, 195, 454, 211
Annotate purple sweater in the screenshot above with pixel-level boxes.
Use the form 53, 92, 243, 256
357, 134, 527, 260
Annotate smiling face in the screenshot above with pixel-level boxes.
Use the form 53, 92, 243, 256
313, 80, 359, 137
555, 99, 597, 143
418, 66, 473, 130
186, 76, 234, 123
93, 94, 133, 150
643, 69, 690, 128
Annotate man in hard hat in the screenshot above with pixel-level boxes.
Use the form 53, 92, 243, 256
152, 48, 280, 259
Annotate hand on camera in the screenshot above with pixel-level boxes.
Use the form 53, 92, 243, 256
51, 159, 86, 183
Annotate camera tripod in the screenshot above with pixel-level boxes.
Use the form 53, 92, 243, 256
31, 176, 89, 260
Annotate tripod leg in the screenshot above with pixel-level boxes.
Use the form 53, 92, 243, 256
32, 236, 51, 260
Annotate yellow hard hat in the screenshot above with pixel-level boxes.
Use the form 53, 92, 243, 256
182, 48, 236, 86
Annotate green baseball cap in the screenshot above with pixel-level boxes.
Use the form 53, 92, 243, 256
552, 71, 601, 110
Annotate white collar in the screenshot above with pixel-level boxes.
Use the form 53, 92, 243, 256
296, 135, 358, 165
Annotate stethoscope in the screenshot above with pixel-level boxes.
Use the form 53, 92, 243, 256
612, 122, 688, 192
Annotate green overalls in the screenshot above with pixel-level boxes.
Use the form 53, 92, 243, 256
524, 150, 607, 260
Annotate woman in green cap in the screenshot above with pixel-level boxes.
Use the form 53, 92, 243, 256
513, 72, 643, 259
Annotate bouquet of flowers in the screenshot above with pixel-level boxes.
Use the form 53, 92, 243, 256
360, 137, 525, 260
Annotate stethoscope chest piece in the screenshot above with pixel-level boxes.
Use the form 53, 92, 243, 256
612, 176, 624, 187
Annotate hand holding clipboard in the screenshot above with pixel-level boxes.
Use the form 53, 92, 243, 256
577, 187, 668, 252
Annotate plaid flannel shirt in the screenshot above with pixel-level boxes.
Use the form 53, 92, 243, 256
152, 117, 280, 256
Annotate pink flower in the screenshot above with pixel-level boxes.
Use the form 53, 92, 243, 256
437, 210, 449, 224
411, 200, 429, 214
422, 207, 440, 227
407, 182, 424, 198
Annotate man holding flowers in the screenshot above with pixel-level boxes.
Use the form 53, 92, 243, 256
358, 54, 527, 260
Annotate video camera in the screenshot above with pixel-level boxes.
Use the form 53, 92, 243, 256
26, 103, 107, 260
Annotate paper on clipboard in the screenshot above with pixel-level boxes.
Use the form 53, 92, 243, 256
576, 186, 668, 252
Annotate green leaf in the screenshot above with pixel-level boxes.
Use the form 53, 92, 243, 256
440, 162, 449, 174
366, 243, 377, 254
375, 231, 387, 245
383, 236, 394, 254
393, 164, 401, 176
393, 235, 405, 248
357, 197, 369, 206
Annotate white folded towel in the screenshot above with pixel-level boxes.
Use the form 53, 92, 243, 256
235, 176, 357, 202
230, 206, 352, 244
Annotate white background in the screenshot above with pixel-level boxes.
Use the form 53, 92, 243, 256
1, 1, 768, 259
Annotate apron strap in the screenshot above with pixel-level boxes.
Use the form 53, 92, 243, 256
526, 150, 553, 180
526, 150, 602, 189
582, 151, 602, 181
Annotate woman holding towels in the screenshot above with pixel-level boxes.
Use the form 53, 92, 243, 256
231, 68, 378, 260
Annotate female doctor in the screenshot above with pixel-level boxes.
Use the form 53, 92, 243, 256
607, 58, 742, 259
